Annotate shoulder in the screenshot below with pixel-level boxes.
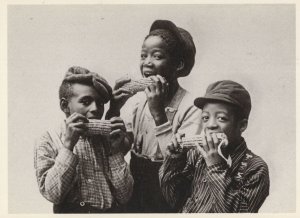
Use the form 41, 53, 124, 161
242, 150, 269, 177
177, 88, 201, 113
34, 124, 63, 154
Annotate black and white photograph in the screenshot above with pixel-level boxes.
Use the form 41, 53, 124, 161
1, 1, 297, 216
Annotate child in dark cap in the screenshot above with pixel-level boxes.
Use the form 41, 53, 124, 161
106, 20, 202, 212
34, 66, 133, 213
159, 80, 270, 213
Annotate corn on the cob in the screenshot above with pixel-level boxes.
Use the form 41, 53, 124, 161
180, 133, 228, 148
121, 78, 154, 94
85, 119, 112, 136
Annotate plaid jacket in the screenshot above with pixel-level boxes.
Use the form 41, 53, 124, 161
34, 122, 133, 210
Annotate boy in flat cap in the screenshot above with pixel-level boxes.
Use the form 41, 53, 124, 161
106, 20, 202, 212
34, 66, 133, 213
159, 80, 270, 213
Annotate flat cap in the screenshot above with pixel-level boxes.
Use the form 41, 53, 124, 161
194, 80, 251, 119
63, 66, 112, 103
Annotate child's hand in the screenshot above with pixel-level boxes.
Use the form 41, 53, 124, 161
108, 117, 127, 155
166, 132, 186, 155
145, 75, 169, 126
63, 113, 88, 151
107, 77, 134, 118
197, 132, 224, 166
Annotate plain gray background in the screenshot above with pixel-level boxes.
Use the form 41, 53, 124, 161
8, 5, 295, 213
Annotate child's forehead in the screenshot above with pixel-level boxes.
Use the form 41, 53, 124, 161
202, 101, 236, 113
71, 83, 99, 97
143, 35, 167, 48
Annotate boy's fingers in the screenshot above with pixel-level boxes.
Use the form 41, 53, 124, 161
148, 84, 156, 93
175, 133, 184, 144
156, 75, 166, 84
114, 93, 132, 101
110, 129, 125, 139
110, 116, 123, 123
210, 133, 219, 149
115, 77, 131, 89
196, 142, 206, 157
144, 87, 150, 96
113, 88, 133, 95
110, 123, 126, 132
67, 113, 88, 124
202, 134, 209, 152
167, 143, 176, 153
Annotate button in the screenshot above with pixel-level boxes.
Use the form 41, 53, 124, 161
84, 156, 88, 160
202, 178, 207, 183
80, 202, 85, 207
87, 179, 93, 183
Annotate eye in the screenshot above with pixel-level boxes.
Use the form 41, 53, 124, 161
81, 98, 92, 106
201, 115, 209, 122
141, 53, 147, 60
217, 116, 228, 122
153, 52, 163, 60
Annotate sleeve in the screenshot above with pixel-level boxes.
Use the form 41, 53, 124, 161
33, 132, 79, 204
108, 152, 134, 204
155, 104, 202, 157
206, 159, 270, 213
159, 150, 198, 210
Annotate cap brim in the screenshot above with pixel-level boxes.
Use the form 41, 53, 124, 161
194, 97, 209, 109
194, 96, 238, 109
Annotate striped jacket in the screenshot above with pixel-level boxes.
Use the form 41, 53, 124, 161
159, 140, 270, 213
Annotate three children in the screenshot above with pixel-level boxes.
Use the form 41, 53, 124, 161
34, 20, 270, 213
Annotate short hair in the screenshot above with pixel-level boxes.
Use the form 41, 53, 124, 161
145, 29, 183, 64
58, 79, 93, 101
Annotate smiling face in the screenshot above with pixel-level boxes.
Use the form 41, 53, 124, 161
140, 35, 178, 82
201, 102, 247, 147
62, 83, 105, 119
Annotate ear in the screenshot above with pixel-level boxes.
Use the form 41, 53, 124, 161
239, 119, 248, 133
60, 98, 70, 115
176, 60, 184, 72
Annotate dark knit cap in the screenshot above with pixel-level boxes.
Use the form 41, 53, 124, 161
194, 80, 252, 119
63, 66, 112, 103
150, 20, 196, 77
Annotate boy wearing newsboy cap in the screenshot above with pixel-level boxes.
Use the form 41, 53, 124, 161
159, 80, 270, 213
34, 66, 133, 213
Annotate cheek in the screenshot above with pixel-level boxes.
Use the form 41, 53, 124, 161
69, 103, 87, 115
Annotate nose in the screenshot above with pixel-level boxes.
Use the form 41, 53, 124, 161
89, 101, 102, 114
143, 56, 153, 66
89, 101, 103, 118
206, 117, 218, 130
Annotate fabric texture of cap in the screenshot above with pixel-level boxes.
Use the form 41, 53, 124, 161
194, 80, 252, 118
63, 66, 112, 103
150, 20, 196, 77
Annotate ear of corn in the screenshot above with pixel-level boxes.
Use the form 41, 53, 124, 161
85, 119, 112, 136
121, 78, 154, 94
180, 133, 228, 148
